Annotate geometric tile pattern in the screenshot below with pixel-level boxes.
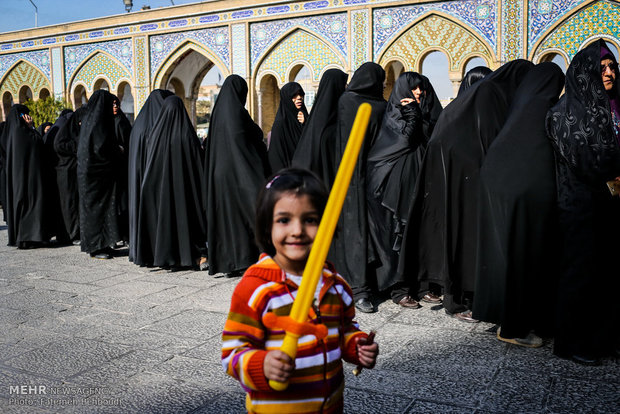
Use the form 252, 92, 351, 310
373, 0, 497, 59
64, 39, 133, 85
134, 36, 149, 113
51, 47, 64, 98
379, 14, 494, 73
535, 0, 620, 60
70, 52, 131, 92
232, 24, 248, 78
0, 49, 50, 81
250, 13, 347, 69
0, 60, 51, 99
150, 27, 230, 77
501, 0, 523, 61
528, 0, 584, 51
256, 29, 344, 84
352, 9, 370, 71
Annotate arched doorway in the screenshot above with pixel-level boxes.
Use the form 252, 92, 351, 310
93, 78, 110, 91
464, 56, 489, 74
195, 65, 223, 141
73, 84, 88, 109
39, 88, 51, 100
257, 74, 279, 139
2, 91, 13, 121
19, 85, 33, 104
383, 60, 405, 101
117, 81, 134, 123
421, 51, 452, 105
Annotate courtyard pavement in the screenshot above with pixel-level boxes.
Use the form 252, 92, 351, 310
0, 224, 618, 413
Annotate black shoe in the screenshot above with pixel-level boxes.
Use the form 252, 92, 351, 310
398, 295, 421, 309
72, 239, 81, 246
571, 353, 601, 366
90, 248, 113, 260
355, 298, 375, 313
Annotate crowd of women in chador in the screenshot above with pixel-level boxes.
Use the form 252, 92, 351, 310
1, 39, 619, 366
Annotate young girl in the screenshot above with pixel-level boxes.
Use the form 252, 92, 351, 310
222, 168, 379, 413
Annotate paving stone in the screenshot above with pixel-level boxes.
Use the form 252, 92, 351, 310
180, 339, 223, 365
89, 280, 177, 299
479, 368, 551, 413
141, 309, 227, 340
147, 355, 238, 391
18, 278, 101, 295
137, 285, 201, 305
547, 376, 620, 414
405, 400, 476, 413
0, 288, 76, 311
344, 387, 414, 413
189, 390, 247, 413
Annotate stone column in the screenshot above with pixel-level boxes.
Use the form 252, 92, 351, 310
257, 89, 263, 131
448, 71, 463, 98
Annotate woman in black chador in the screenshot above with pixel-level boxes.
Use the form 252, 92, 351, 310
268, 82, 308, 172
399, 60, 534, 322
112, 95, 131, 243
4, 104, 53, 247
546, 39, 620, 364
55, 107, 86, 243
128, 89, 173, 263
0, 121, 7, 222
472, 62, 565, 346
291, 68, 348, 187
203, 75, 271, 276
136, 95, 207, 268
77, 90, 124, 259
330, 62, 387, 313
457, 66, 492, 96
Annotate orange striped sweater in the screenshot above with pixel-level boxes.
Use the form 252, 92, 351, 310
222, 254, 368, 414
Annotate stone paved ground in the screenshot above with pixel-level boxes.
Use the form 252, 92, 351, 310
0, 224, 618, 413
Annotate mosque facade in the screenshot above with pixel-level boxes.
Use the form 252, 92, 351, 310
0, 0, 618, 130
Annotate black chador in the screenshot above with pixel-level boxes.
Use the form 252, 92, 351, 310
472, 62, 565, 338
136, 95, 207, 268
77, 90, 124, 256
291, 68, 348, 187
128, 89, 173, 263
203, 75, 271, 275
268, 82, 308, 173
0, 121, 7, 222
54, 107, 86, 242
112, 95, 132, 242
329, 62, 387, 302
399, 60, 533, 314
4, 105, 52, 247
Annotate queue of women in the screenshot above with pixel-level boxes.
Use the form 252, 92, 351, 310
0, 39, 618, 365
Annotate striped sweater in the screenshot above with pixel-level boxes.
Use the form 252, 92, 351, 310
222, 254, 368, 413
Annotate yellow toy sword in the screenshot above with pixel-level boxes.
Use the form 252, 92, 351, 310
262, 103, 372, 391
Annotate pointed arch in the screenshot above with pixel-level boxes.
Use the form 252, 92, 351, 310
0, 59, 51, 101
377, 12, 496, 74
531, 0, 620, 62
67, 51, 132, 97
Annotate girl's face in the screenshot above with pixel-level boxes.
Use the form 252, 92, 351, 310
412, 86, 423, 103
271, 193, 320, 275
291, 94, 304, 110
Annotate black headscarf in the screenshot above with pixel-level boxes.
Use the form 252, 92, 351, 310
329, 62, 387, 294
458, 66, 493, 96
54, 107, 86, 241
4, 104, 53, 246
291, 68, 348, 186
37, 122, 53, 137
268, 82, 309, 173
546, 39, 620, 359
77, 90, 123, 253
127, 89, 173, 262
203, 75, 271, 274
136, 95, 207, 268
399, 59, 533, 311
472, 62, 565, 336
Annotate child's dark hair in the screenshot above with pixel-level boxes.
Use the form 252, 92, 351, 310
255, 168, 328, 256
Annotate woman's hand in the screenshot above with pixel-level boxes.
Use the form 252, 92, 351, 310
297, 111, 305, 124
400, 98, 415, 106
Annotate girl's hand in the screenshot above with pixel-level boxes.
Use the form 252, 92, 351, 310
22, 114, 34, 127
264, 350, 295, 383
400, 98, 415, 106
356, 336, 379, 369
297, 111, 305, 124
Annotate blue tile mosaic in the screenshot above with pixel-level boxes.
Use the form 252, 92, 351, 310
64, 35, 79, 42
42, 38, 57, 45
528, 0, 583, 50
0, 49, 51, 81
373, 0, 497, 57
140, 24, 158, 32
232, 10, 254, 19
267, 6, 290, 14
89, 31, 104, 38
149, 27, 230, 77
250, 13, 347, 67
64, 39, 133, 85
169, 19, 188, 28
114, 27, 130, 35
304, 1, 329, 10
199, 15, 220, 23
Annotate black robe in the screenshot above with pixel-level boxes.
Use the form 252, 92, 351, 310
366, 72, 439, 292
472, 62, 565, 337
399, 60, 533, 313
457, 66, 493, 96
128, 89, 173, 262
204, 75, 271, 275
136, 95, 207, 268
291, 69, 348, 187
4, 104, 52, 246
113, 103, 132, 242
329, 62, 387, 296
77, 90, 123, 254
268, 82, 308, 173
54, 108, 86, 241
0, 121, 7, 221
546, 39, 620, 359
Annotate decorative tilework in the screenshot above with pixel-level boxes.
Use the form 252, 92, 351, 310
134, 36, 149, 113
528, 0, 583, 50
0, 50, 50, 82
232, 24, 248, 78
502, 0, 523, 61
250, 13, 347, 68
0, 60, 50, 99
378, 14, 493, 72
536, 0, 620, 60
256, 29, 344, 84
150, 27, 230, 77
373, 0, 497, 59
64, 39, 133, 85
51, 47, 64, 98
351, 9, 370, 71
70, 52, 131, 92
